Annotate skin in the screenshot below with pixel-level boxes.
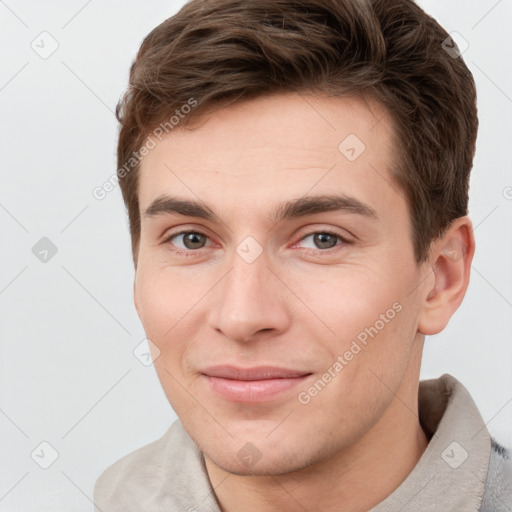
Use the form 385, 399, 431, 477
134, 92, 475, 512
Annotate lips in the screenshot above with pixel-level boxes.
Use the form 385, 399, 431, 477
200, 365, 313, 402
201, 365, 311, 380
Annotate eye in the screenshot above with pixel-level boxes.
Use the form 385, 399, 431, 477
162, 229, 352, 257
296, 230, 351, 252
163, 230, 211, 254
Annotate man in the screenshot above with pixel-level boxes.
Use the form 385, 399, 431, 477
94, 0, 511, 510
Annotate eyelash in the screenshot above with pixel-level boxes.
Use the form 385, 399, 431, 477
162, 229, 352, 257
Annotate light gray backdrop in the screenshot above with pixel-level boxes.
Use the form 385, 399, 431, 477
1, 1, 511, 510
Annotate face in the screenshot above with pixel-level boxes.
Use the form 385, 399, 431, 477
134, 92, 431, 476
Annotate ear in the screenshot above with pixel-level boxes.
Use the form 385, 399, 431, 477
417, 216, 475, 336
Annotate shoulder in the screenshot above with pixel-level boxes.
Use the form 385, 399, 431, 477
480, 437, 512, 511
93, 420, 199, 511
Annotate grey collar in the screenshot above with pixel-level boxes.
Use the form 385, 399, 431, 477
370, 373, 491, 511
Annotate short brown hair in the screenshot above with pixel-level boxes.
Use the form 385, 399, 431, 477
116, 0, 478, 267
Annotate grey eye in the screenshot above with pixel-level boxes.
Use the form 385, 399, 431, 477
172, 232, 208, 250
300, 232, 341, 250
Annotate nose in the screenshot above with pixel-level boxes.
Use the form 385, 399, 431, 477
208, 246, 291, 343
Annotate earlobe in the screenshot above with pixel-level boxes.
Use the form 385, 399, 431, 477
418, 217, 475, 336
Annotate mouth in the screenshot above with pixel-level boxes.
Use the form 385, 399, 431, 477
200, 365, 313, 403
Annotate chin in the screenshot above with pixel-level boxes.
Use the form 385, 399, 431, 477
203, 438, 325, 477
208, 452, 304, 477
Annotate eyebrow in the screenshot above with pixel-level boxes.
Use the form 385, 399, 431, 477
143, 193, 378, 223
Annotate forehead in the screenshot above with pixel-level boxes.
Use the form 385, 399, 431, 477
137, 92, 401, 221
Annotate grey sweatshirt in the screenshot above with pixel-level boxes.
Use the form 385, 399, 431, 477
94, 374, 512, 511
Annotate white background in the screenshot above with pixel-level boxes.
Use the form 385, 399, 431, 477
1, 1, 511, 510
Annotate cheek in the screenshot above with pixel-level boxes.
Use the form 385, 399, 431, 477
135, 283, 187, 384
135, 262, 200, 338
304, 268, 420, 385
294, 268, 404, 340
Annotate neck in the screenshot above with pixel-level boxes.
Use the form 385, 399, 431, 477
205, 365, 429, 512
